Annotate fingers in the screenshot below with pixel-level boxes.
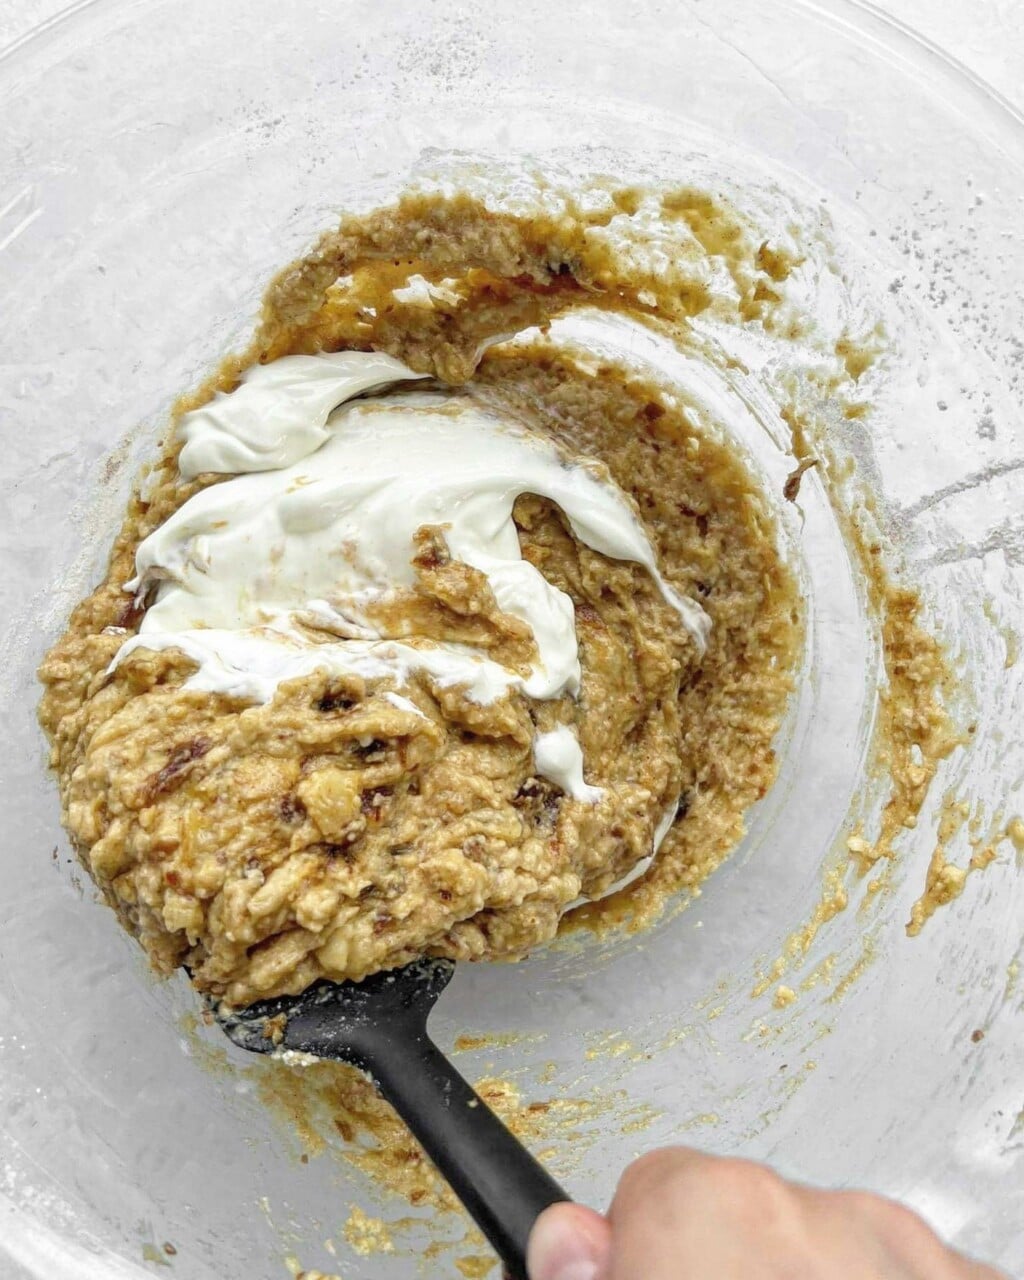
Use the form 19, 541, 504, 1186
604, 1146, 805, 1279
527, 1201, 612, 1280
527, 1146, 1010, 1280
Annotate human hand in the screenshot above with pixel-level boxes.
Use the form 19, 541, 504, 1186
526, 1146, 1006, 1280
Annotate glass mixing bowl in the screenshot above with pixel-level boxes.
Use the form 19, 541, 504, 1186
2, 1, 1022, 1276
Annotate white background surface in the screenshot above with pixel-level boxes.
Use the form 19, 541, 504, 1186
2, 0, 1023, 110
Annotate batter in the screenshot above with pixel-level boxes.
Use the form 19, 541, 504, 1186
38, 174, 803, 1007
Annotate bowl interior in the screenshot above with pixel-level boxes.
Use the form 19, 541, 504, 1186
1, 1, 1023, 1276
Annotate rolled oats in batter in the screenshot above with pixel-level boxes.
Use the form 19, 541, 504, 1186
38, 160, 875, 1008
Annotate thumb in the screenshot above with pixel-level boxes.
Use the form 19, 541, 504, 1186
527, 1202, 612, 1280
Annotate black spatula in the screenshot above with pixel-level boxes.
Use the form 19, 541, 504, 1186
211, 958, 569, 1278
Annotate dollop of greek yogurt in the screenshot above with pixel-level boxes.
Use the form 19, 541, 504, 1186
115, 353, 709, 807
177, 350, 425, 477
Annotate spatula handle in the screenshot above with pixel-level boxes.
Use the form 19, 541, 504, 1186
361, 1031, 569, 1278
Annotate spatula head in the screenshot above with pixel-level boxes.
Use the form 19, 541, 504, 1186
209, 957, 455, 1063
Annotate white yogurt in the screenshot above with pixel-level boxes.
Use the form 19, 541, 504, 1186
116, 353, 709, 806
533, 726, 605, 804
177, 351, 425, 477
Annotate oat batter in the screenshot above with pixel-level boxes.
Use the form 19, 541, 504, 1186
38, 175, 802, 1006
